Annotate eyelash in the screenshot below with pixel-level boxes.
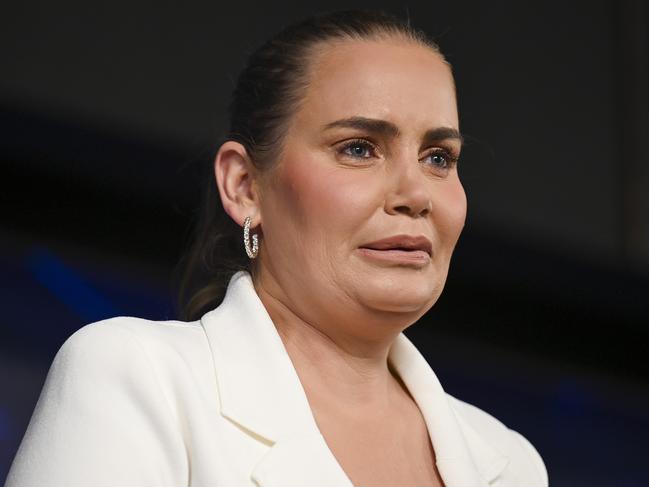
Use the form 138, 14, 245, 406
338, 138, 459, 170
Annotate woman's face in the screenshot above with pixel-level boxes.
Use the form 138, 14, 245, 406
256, 38, 466, 334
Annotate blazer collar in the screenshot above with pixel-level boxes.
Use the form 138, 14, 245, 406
200, 271, 508, 486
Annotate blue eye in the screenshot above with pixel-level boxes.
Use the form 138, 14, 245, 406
428, 152, 448, 167
340, 139, 376, 159
424, 150, 458, 170
338, 139, 459, 170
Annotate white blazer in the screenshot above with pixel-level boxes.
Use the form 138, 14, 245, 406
6, 271, 548, 487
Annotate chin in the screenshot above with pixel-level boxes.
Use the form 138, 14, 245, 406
356, 275, 443, 315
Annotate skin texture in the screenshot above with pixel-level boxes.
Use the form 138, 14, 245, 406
215, 37, 465, 486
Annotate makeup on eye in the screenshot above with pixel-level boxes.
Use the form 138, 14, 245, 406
338, 138, 378, 159
335, 137, 460, 170
423, 147, 460, 170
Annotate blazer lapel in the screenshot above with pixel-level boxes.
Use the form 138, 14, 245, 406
200, 271, 352, 486
388, 334, 509, 485
250, 432, 352, 487
201, 270, 508, 486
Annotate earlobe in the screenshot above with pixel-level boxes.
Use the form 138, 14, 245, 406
214, 141, 260, 227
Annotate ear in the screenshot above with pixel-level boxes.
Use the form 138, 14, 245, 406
214, 140, 261, 228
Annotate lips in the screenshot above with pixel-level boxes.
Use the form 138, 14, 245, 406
359, 235, 433, 256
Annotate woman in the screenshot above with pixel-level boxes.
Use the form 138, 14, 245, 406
6, 9, 548, 487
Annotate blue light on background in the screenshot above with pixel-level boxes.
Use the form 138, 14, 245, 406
26, 247, 120, 323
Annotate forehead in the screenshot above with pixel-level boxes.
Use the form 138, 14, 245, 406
294, 38, 458, 133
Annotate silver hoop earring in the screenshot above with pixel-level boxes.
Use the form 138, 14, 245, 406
243, 216, 259, 259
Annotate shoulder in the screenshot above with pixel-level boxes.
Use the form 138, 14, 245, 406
57, 315, 208, 368
61, 314, 205, 347
48, 316, 214, 403
6, 317, 198, 486
40, 315, 211, 411
446, 394, 549, 486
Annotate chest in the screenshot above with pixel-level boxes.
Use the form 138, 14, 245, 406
312, 406, 446, 487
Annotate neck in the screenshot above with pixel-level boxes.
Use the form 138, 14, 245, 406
253, 272, 410, 414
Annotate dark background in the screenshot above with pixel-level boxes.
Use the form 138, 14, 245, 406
1, 1, 648, 485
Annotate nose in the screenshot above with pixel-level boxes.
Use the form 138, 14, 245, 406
384, 158, 433, 218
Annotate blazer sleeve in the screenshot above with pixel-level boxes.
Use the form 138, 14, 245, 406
5, 319, 188, 487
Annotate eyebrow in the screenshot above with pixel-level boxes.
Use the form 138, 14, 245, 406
322, 116, 464, 146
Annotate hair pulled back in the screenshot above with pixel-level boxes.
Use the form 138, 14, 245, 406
176, 9, 442, 321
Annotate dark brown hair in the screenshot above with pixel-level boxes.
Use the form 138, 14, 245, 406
175, 9, 443, 321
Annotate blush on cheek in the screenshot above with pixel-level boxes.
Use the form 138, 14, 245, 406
279, 154, 373, 228
277, 163, 315, 227
435, 182, 467, 242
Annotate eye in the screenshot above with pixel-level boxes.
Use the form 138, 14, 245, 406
422, 148, 459, 170
338, 139, 378, 159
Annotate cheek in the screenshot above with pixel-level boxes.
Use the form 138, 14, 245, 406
276, 157, 378, 235
433, 178, 467, 247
